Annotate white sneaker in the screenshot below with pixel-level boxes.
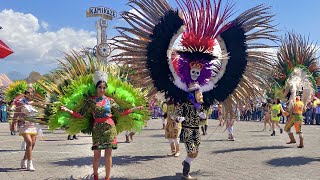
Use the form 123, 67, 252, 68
27, 160, 35, 171
174, 151, 180, 157
20, 159, 27, 169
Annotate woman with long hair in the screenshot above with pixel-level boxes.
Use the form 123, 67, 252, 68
14, 87, 38, 171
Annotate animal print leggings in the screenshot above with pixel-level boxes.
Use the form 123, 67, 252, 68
180, 127, 201, 153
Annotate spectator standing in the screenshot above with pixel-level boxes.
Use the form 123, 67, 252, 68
1, 100, 7, 123
305, 102, 313, 125
314, 102, 320, 125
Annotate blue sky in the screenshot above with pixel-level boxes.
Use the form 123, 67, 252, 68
0, 0, 319, 79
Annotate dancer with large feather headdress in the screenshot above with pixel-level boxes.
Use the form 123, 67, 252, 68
272, 32, 320, 148
112, 0, 277, 179
39, 51, 149, 180
5, 81, 47, 171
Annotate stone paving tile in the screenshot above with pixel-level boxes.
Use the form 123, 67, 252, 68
1, 119, 320, 180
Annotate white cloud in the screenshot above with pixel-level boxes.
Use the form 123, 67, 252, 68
41, 21, 49, 30
0, 9, 97, 75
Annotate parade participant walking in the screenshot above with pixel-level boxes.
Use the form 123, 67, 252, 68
14, 87, 38, 171
61, 71, 143, 180
262, 100, 272, 131
67, 134, 78, 140
218, 103, 223, 126
177, 84, 207, 179
285, 96, 305, 148
161, 100, 168, 129
113, 0, 277, 179
201, 107, 212, 136
270, 98, 284, 136
124, 131, 135, 143
164, 98, 181, 157
225, 104, 240, 141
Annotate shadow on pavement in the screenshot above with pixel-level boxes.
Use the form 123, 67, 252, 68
0, 149, 20, 152
135, 174, 181, 180
150, 134, 165, 138
135, 170, 212, 179
202, 139, 229, 142
44, 175, 127, 180
266, 156, 320, 167
42, 139, 66, 142
141, 128, 163, 131
250, 134, 271, 137
247, 130, 266, 132
212, 145, 290, 154
0, 167, 21, 172
51, 155, 167, 167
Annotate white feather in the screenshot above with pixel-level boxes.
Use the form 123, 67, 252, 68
286, 68, 314, 110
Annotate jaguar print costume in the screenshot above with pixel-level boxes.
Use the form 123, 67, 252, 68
165, 104, 181, 139
177, 102, 206, 153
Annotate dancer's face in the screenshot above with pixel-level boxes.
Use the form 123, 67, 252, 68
195, 90, 203, 104
25, 88, 34, 99
96, 82, 107, 97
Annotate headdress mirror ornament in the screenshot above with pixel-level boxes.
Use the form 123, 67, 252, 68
93, 71, 108, 85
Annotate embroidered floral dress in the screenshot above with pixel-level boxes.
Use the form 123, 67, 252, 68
13, 96, 38, 136
72, 96, 130, 150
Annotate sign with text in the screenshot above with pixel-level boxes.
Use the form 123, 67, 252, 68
86, 7, 116, 20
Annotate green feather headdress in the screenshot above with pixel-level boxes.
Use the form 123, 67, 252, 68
268, 32, 320, 100
39, 50, 149, 135
5, 81, 47, 101
275, 32, 319, 90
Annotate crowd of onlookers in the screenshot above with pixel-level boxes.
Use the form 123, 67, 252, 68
238, 97, 320, 125
148, 97, 320, 125
303, 98, 320, 125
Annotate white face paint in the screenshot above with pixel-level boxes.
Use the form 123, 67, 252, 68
190, 68, 201, 80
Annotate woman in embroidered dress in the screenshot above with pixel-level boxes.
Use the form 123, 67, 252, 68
61, 71, 142, 180
14, 87, 38, 171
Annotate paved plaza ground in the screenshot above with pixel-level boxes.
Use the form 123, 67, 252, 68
1, 119, 320, 180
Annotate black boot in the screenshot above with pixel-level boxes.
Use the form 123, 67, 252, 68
182, 161, 197, 179
182, 161, 190, 177
67, 135, 73, 140
73, 135, 78, 140
271, 131, 275, 136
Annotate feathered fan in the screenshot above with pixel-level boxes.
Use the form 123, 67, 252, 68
274, 32, 320, 110
112, 0, 278, 113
